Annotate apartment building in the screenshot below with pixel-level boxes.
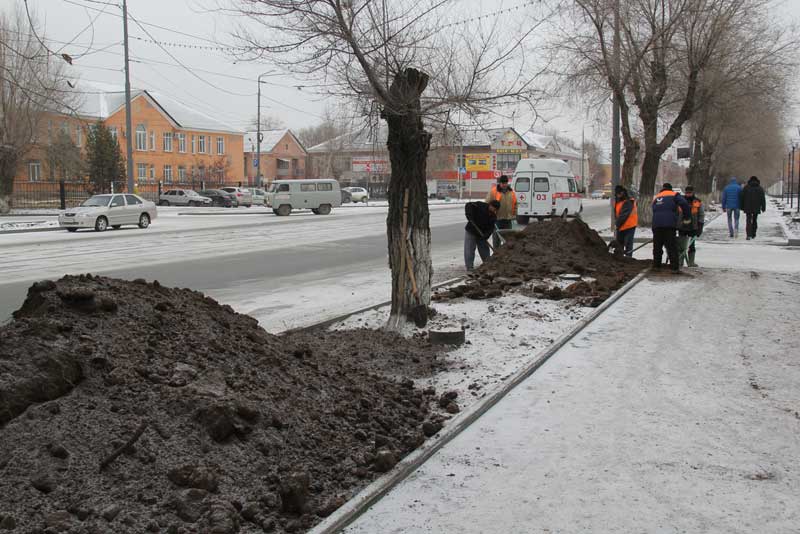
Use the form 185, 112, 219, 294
17, 86, 244, 189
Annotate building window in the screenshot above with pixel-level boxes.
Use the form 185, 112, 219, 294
109, 127, 117, 140
191, 135, 196, 154
149, 130, 156, 151
149, 165, 155, 182
75, 126, 82, 147
136, 124, 147, 151
178, 166, 186, 181
47, 120, 53, 141
163, 132, 173, 152
28, 160, 42, 182
216, 136, 224, 155
164, 165, 173, 184
198, 135, 206, 154
277, 159, 289, 169
61, 121, 69, 136
137, 162, 147, 179
177, 133, 186, 153
496, 153, 521, 171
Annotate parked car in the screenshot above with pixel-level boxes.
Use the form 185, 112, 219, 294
343, 186, 369, 203
221, 187, 253, 207
251, 188, 267, 206
341, 189, 352, 204
591, 190, 604, 200
59, 194, 157, 232
199, 189, 234, 207
159, 189, 212, 207
267, 179, 342, 216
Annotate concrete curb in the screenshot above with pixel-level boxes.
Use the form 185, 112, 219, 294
0, 226, 62, 235
280, 277, 465, 336
308, 269, 650, 534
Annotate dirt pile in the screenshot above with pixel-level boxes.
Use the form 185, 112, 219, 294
0, 275, 450, 533
434, 219, 648, 305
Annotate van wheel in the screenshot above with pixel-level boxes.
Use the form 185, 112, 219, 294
276, 204, 291, 216
516, 215, 530, 225
561, 209, 568, 219
311, 208, 320, 215
318, 204, 332, 215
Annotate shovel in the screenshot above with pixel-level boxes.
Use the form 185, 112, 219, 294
401, 189, 428, 327
467, 219, 495, 253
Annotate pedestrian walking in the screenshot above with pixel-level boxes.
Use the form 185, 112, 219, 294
485, 175, 517, 248
464, 200, 500, 271
721, 177, 743, 238
740, 175, 766, 240
652, 183, 690, 273
677, 186, 705, 267
614, 185, 637, 257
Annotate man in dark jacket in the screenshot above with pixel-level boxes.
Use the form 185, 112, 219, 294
740, 175, 766, 240
652, 183, 691, 273
464, 200, 500, 270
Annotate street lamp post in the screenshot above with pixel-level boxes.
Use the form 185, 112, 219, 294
791, 144, 796, 210
256, 72, 271, 187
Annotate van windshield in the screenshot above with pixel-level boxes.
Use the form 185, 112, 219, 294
534, 178, 549, 192
515, 177, 530, 192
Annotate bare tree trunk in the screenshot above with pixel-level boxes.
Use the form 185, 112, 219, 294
637, 117, 663, 226
382, 68, 433, 330
621, 137, 640, 189
0, 156, 19, 214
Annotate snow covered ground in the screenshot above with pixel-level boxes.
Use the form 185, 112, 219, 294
0, 218, 60, 232
343, 207, 800, 534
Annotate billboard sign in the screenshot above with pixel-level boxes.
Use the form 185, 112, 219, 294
352, 158, 389, 173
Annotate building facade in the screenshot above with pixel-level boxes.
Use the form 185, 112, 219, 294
242, 130, 307, 185
16, 88, 244, 193
307, 126, 587, 198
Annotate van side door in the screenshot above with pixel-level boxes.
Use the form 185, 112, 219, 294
300, 181, 317, 208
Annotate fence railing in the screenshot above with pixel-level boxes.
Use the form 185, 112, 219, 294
8, 180, 254, 210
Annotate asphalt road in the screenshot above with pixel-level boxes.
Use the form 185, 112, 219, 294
0, 200, 612, 326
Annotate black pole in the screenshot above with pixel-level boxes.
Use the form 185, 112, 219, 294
783, 157, 786, 203
59, 180, 66, 210
791, 146, 796, 210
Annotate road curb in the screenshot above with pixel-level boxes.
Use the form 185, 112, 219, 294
280, 277, 465, 335
308, 269, 650, 534
0, 226, 62, 235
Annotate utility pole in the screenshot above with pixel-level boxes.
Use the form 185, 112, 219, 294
122, 0, 134, 194
256, 73, 269, 188
580, 126, 585, 195
790, 145, 796, 210
782, 157, 786, 203
610, 0, 621, 228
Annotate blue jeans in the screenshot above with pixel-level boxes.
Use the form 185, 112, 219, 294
618, 227, 635, 257
464, 230, 491, 270
726, 209, 740, 236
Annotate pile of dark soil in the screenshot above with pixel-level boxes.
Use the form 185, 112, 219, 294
0, 275, 450, 534
435, 219, 648, 305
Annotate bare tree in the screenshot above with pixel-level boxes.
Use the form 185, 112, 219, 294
46, 129, 84, 181
554, 0, 795, 222
249, 113, 286, 131
230, 0, 552, 328
0, 8, 73, 212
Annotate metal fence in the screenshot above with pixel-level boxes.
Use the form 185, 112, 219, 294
9, 180, 252, 210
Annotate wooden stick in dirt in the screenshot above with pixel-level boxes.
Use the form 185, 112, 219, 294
99, 421, 149, 471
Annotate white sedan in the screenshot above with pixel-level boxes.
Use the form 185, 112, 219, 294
343, 187, 369, 203
59, 194, 157, 232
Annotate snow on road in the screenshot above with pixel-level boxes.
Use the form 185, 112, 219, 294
344, 209, 800, 534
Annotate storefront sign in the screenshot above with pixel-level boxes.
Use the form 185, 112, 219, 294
465, 153, 491, 171
352, 158, 389, 173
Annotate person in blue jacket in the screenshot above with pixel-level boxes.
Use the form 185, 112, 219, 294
652, 183, 691, 273
721, 177, 743, 238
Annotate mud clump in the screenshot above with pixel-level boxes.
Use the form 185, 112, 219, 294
0, 275, 451, 533
435, 219, 648, 305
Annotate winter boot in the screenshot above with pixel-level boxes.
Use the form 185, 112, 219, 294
688, 250, 697, 267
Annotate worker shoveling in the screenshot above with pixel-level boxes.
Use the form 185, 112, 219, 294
437, 218, 648, 305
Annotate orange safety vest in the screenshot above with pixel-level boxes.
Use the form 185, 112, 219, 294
490, 185, 517, 214
615, 198, 638, 231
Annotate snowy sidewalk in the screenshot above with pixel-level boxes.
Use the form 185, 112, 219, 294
345, 211, 800, 533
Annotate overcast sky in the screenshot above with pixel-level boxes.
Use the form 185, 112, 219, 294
4, 0, 799, 149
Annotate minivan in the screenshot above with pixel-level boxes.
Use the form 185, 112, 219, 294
266, 179, 342, 216
511, 158, 583, 224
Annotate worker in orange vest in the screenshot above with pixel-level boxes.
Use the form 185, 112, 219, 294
614, 185, 638, 257
485, 175, 517, 248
